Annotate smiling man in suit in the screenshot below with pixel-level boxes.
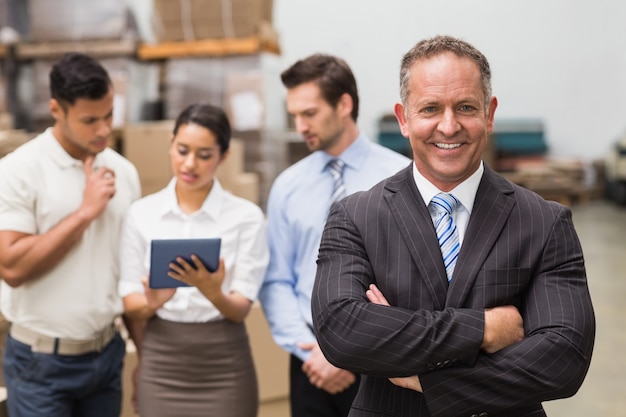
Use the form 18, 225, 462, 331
311, 35, 595, 417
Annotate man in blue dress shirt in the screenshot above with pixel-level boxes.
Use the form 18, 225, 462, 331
258, 54, 411, 417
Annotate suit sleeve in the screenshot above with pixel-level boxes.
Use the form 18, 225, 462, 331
312, 199, 485, 377
312, 195, 595, 417
420, 206, 595, 417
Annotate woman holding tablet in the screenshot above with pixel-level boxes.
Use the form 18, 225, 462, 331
118, 103, 269, 417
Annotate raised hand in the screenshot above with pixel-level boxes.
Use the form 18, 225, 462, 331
80, 156, 116, 220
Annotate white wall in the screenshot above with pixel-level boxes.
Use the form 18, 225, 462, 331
272, 0, 626, 162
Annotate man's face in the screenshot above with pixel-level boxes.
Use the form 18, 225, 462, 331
394, 52, 497, 191
286, 81, 347, 153
50, 87, 115, 161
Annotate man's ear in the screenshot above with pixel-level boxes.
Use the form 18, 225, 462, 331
49, 98, 64, 122
337, 93, 353, 119
393, 102, 410, 138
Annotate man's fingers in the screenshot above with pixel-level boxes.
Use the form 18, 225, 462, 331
367, 284, 390, 306
83, 155, 94, 175
102, 169, 115, 179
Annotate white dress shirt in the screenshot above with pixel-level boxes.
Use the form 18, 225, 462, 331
119, 178, 269, 322
412, 161, 484, 245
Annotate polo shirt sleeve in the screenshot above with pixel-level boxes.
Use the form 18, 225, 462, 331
0, 155, 38, 234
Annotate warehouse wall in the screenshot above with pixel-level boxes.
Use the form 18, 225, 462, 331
273, 0, 626, 162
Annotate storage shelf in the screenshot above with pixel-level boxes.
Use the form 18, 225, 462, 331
15, 39, 137, 60
9, 35, 280, 61
137, 36, 280, 60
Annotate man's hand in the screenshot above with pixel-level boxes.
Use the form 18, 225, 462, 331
366, 284, 423, 392
388, 375, 423, 392
481, 305, 524, 353
80, 156, 116, 221
299, 342, 356, 394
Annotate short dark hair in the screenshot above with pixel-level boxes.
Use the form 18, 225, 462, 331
49, 52, 112, 106
399, 35, 492, 112
281, 54, 359, 122
173, 104, 231, 155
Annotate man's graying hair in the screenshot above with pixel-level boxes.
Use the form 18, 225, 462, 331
399, 35, 493, 113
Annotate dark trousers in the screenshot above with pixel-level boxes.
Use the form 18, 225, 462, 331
290, 354, 360, 417
3, 333, 125, 417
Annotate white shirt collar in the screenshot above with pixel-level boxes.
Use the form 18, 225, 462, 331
412, 161, 484, 214
159, 177, 225, 219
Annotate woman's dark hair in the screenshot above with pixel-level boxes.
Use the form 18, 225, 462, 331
49, 52, 112, 106
173, 104, 231, 154
281, 54, 359, 122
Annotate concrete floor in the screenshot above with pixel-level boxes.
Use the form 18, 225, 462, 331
544, 200, 626, 416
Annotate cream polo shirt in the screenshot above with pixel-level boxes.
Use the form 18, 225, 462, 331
118, 177, 269, 323
0, 128, 141, 339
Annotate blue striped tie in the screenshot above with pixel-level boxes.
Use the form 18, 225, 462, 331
430, 193, 461, 282
328, 159, 346, 203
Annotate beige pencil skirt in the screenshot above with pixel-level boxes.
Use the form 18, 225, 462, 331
137, 316, 258, 417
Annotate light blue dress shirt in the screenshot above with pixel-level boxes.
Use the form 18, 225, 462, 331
258, 134, 411, 361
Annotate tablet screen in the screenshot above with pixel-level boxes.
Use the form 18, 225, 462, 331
149, 238, 221, 289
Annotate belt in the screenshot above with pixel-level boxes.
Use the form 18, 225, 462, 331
10, 323, 117, 356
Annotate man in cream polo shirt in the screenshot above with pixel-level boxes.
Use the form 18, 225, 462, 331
0, 53, 140, 417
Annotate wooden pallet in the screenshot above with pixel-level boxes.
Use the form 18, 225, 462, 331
14, 39, 137, 60
137, 36, 280, 60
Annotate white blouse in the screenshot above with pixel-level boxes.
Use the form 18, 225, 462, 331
119, 178, 269, 322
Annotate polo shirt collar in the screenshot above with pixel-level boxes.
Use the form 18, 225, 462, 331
43, 127, 108, 170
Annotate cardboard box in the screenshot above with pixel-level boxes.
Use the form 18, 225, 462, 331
123, 121, 259, 203
0, 75, 6, 114
0, 113, 12, 131
225, 71, 264, 132
152, 0, 272, 42
121, 342, 138, 417
0, 129, 31, 159
123, 121, 175, 197
218, 172, 260, 205
215, 138, 245, 180
246, 302, 289, 402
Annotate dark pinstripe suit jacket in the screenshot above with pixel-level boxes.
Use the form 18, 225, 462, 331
312, 165, 595, 417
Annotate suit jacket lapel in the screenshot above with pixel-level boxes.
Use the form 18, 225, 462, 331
446, 167, 516, 307
384, 166, 448, 310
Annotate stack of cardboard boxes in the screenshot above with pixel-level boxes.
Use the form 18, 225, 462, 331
151, 0, 274, 42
